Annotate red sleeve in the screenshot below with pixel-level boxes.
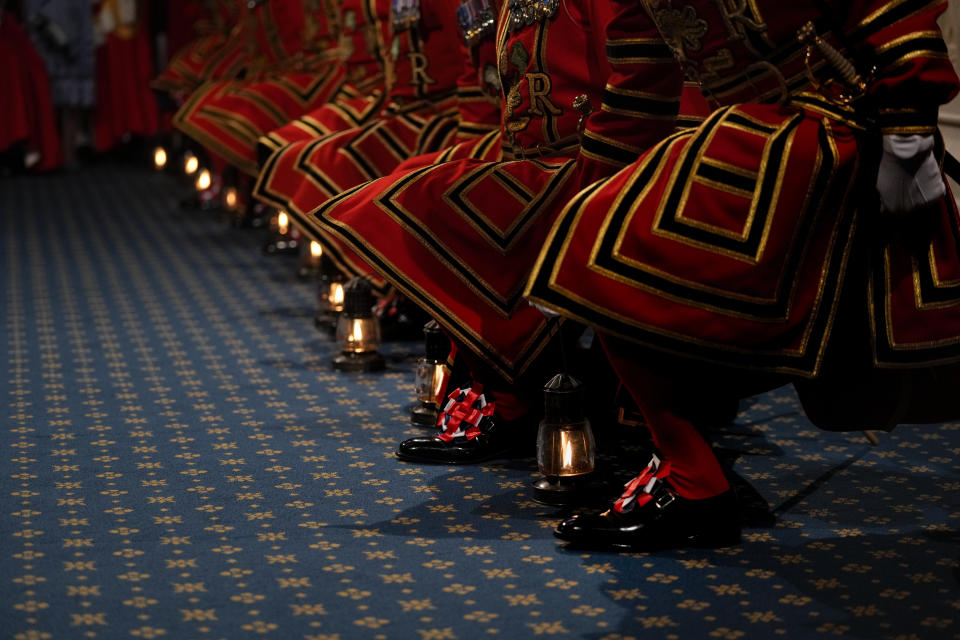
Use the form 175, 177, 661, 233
838, 0, 959, 134
577, 0, 685, 182
453, 28, 500, 140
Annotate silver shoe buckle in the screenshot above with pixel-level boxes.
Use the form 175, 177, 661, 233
652, 484, 677, 510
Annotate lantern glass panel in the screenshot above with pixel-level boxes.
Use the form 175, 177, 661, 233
336, 316, 380, 354
536, 419, 595, 478
414, 359, 450, 404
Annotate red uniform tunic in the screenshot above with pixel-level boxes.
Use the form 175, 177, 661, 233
0, 10, 61, 170
255, 0, 472, 185
526, 0, 960, 378
256, 0, 394, 158
191, 0, 351, 173
252, 0, 480, 283
257, 0, 503, 158
93, 0, 161, 152
299, 0, 672, 382
174, 0, 342, 174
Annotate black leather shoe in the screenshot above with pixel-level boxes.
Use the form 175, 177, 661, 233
555, 486, 741, 551
396, 417, 533, 464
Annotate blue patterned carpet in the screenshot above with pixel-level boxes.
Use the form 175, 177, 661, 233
2, 166, 959, 640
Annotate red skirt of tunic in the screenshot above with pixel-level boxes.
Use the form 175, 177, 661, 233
392, 129, 502, 172
255, 97, 462, 282
173, 79, 242, 167
255, 96, 460, 215
0, 14, 60, 170
94, 30, 161, 152
525, 98, 960, 376
194, 61, 348, 174
256, 80, 387, 160
175, 63, 347, 175
304, 146, 600, 381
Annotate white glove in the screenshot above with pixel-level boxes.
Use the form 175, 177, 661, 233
876, 133, 946, 215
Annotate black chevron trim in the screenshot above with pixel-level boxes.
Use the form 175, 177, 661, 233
849, 0, 935, 41
581, 133, 640, 166
606, 40, 674, 62
296, 138, 349, 195
876, 37, 948, 71
602, 88, 679, 117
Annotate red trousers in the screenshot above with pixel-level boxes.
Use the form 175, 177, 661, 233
597, 333, 784, 500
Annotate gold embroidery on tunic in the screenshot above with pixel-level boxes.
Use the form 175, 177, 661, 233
700, 48, 735, 80
651, 5, 709, 60
711, 0, 767, 42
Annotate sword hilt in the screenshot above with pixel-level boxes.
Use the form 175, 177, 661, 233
797, 21, 868, 99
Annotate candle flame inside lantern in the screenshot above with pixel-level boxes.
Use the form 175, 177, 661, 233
350, 318, 364, 344
432, 366, 446, 400
538, 426, 595, 477
196, 168, 211, 191
224, 187, 238, 209
561, 437, 575, 472
310, 241, 322, 258
416, 360, 449, 404
184, 154, 199, 175
154, 147, 167, 169
329, 282, 344, 311
339, 315, 379, 354
277, 211, 289, 235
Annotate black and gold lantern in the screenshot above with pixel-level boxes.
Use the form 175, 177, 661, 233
532, 373, 597, 505
315, 269, 345, 331
298, 240, 323, 279
411, 320, 451, 426
332, 277, 385, 372
263, 210, 300, 254
223, 186, 239, 212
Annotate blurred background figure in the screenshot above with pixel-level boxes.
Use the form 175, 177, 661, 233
22, 0, 96, 168
0, 0, 61, 172
92, 0, 160, 153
